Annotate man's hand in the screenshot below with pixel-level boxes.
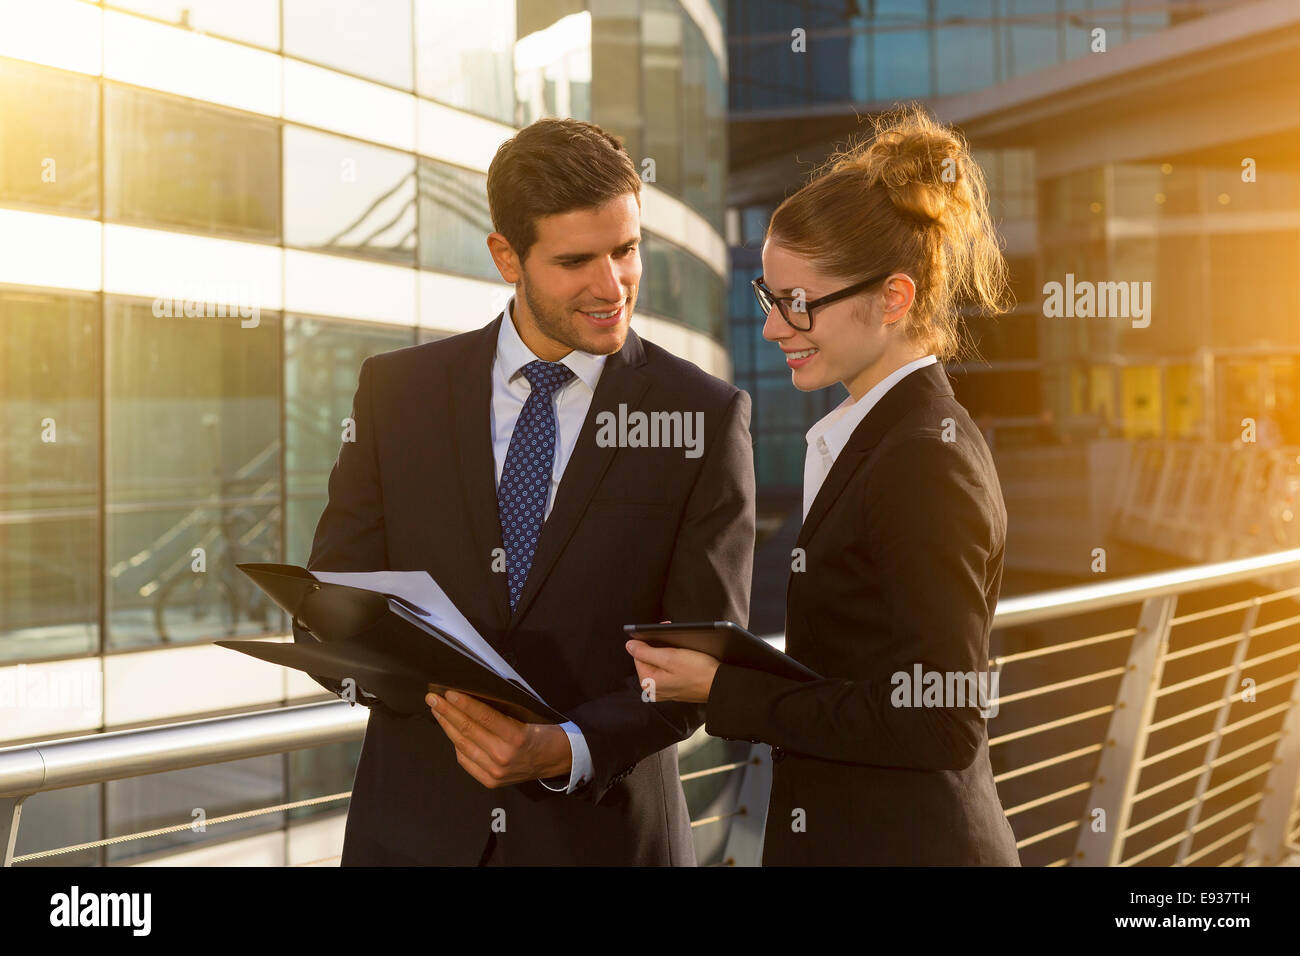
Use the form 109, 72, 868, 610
427, 690, 572, 788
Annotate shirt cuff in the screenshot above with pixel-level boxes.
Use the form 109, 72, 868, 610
538, 720, 592, 793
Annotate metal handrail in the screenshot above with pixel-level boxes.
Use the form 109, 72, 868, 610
5, 546, 1300, 865
990, 547, 1300, 630
0, 701, 368, 801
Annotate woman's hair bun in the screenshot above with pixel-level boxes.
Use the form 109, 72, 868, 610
828, 104, 967, 225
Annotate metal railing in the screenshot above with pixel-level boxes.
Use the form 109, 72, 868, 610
4, 547, 1300, 867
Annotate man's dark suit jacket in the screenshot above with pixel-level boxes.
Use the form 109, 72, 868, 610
293, 313, 754, 865
705, 361, 1021, 865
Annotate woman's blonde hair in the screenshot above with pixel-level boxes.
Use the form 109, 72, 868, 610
766, 102, 1012, 361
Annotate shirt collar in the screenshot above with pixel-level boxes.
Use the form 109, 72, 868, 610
807, 354, 939, 461
496, 295, 607, 392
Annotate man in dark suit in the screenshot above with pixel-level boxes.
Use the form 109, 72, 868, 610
293, 117, 754, 865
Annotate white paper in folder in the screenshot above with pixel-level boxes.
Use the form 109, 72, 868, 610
308, 570, 542, 699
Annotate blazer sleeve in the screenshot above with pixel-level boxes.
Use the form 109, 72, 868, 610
291, 355, 400, 715
705, 433, 995, 772
565, 388, 757, 803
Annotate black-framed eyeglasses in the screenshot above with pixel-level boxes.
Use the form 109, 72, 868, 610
752, 270, 893, 332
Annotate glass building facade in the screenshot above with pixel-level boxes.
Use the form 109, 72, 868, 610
723, 1, 1284, 498
0, 0, 732, 864
728, 0, 1191, 111
1036, 160, 1300, 444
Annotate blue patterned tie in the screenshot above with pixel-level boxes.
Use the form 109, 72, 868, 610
498, 360, 575, 613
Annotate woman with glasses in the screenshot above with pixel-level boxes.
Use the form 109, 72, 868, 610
626, 104, 1021, 865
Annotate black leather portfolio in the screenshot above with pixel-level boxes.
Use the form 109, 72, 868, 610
217, 563, 566, 723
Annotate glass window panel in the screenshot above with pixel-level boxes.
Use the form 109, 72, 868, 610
283, 0, 414, 90
11, 783, 100, 867
1158, 164, 1202, 216
810, 34, 852, 103
591, 0, 644, 169
935, 26, 995, 95
740, 205, 773, 246
1111, 163, 1161, 217
728, 322, 755, 377
414, 0, 514, 122
105, 299, 282, 651
0, 59, 100, 215
703, 41, 726, 231
873, 0, 929, 20
106, 0, 281, 49
515, 9, 593, 125
681, 22, 711, 221
0, 291, 100, 662
873, 29, 930, 100
1210, 231, 1300, 350
284, 316, 413, 567
288, 739, 362, 822
105, 86, 280, 240
935, 0, 994, 17
1205, 166, 1299, 215
685, 254, 724, 341
1001, 148, 1036, 219
756, 377, 829, 430
727, 263, 755, 321
755, 430, 807, 490
106, 754, 284, 863
1005, 0, 1060, 78
640, 233, 679, 321
1063, 16, 1097, 61
283, 126, 416, 265
641, 234, 722, 340
754, 320, 794, 374
518, 0, 586, 36
416, 160, 496, 280
642, 0, 682, 195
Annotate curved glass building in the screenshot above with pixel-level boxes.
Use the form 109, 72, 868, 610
0, 0, 732, 864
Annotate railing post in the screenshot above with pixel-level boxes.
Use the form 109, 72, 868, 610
1175, 598, 1258, 863
1, 796, 24, 867
1073, 594, 1177, 866
1243, 659, 1300, 866
0, 745, 45, 868
721, 744, 771, 867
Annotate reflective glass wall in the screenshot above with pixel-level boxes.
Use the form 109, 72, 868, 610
1, 0, 729, 669
1, 0, 731, 865
1036, 160, 1300, 444
723, 0, 1210, 497
729, 0, 1189, 111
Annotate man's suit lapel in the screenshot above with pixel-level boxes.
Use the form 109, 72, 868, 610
449, 314, 512, 633
794, 361, 954, 552
508, 327, 651, 628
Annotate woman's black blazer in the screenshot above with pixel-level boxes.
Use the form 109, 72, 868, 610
706, 361, 1021, 865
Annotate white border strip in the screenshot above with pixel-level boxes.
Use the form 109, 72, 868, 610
0, 209, 101, 292
0, 0, 103, 76
2, 212, 729, 377
104, 9, 281, 117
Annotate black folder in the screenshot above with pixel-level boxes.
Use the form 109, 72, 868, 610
218, 563, 567, 723
623, 621, 821, 682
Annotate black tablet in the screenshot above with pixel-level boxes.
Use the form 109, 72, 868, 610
623, 621, 821, 682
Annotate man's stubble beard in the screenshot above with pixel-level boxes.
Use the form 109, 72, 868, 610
520, 274, 629, 357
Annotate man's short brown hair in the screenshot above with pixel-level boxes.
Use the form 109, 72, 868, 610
486, 117, 642, 263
